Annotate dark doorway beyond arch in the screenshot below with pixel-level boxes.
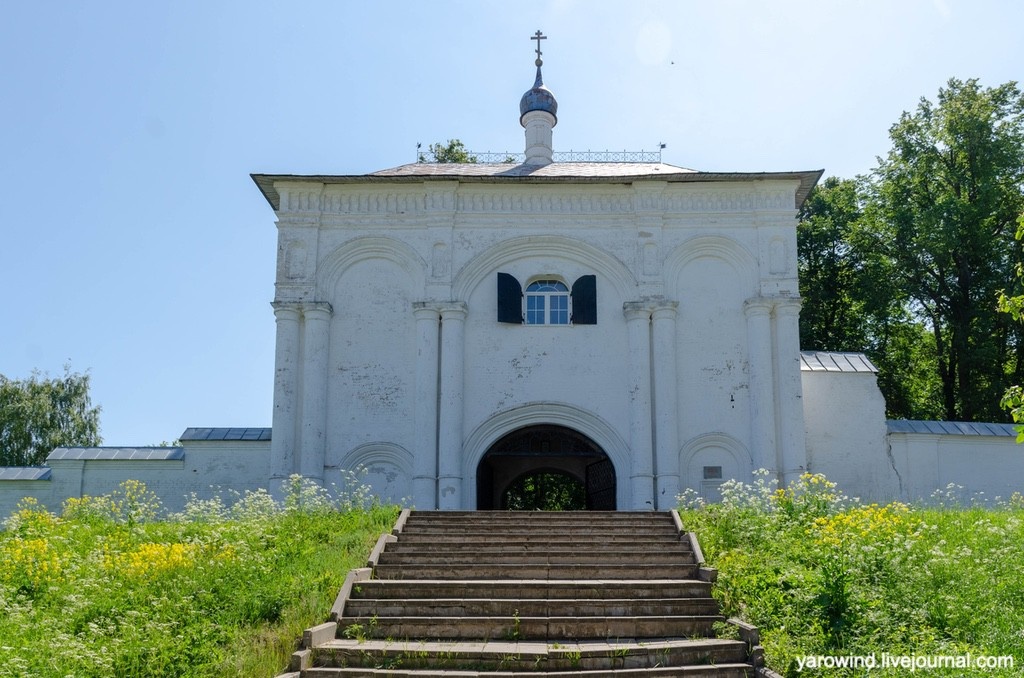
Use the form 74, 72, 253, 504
502, 469, 586, 510
476, 425, 616, 510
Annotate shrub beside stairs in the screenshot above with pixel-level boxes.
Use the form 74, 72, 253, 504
278, 510, 778, 677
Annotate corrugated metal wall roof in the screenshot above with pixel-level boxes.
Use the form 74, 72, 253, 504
887, 420, 1019, 437
0, 467, 52, 481
46, 447, 185, 461
179, 427, 271, 441
800, 351, 878, 373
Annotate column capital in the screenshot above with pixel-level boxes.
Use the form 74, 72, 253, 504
300, 301, 333, 319
743, 297, 774, 317
774, 296, 802, 315
271, 301, 303, 319
413, 301, 443, 320
439, 301, 468, 320
623, 301, 653, 321
651, 300, 678, 320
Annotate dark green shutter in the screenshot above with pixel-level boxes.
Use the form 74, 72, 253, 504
497, 272, 523, 323
571, 275, 597, 324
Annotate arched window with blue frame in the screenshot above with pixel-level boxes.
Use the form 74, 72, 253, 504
525, 279, 570, 325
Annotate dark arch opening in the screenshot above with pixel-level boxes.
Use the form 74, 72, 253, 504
501, 469, 586, 511
476, 424, 616, 510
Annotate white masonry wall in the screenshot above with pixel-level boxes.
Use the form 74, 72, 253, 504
801, 357, 897, 502
888, 425, 1024, 503
268, 177, 811, 509
0, 440, 270, 520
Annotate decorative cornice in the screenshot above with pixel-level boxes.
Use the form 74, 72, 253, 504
274, 184, 798, 217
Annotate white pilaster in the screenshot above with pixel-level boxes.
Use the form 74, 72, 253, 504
773, 297, 806, 486
299, 302, 332, 482
412, 303, 441, 509
623, 302, 655, 510
270, 302, 302, 487
744, 298, 776, 477
437, 302, 467, 509
651, 301, 680, 509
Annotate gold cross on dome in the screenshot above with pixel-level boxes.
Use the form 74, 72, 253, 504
532, 30, 547, 62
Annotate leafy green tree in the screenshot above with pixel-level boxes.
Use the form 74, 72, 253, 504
864, 78, 1024, 421
797, 177, 943, 419
798, 177, 870, 352
418, 138, 477, 163
0, 366, 101, 466
998, 213, 1024, 438
501, 471, 586, 510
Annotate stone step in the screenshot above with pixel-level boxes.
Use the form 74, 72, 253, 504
349, 579, 714, 601
388, 541, 693, 554
309, 637, 750, 673
398, 525, 682, 537
338, 614, 726, 641
376, 551, 697, 566
343, 597, 720, 618
372, 563, 700, 580
392, 534, 685, 547
306, 667, 754, 678
280, 512, 755, 678
404, 511, 672, 522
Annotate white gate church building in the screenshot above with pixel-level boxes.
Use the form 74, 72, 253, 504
253, 44, 838, 511
4, 38, 1024, 516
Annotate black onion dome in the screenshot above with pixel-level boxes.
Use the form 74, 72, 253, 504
519, 65, 558, 126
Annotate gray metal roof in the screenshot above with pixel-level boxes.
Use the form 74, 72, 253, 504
887, 420, 1020, 437
251, 167, 823, 213
46, 447, 185, 461
0, 467, 52, 481
800, 351, 878, 373
180, 427, 272, 441
370, 161, 696, 177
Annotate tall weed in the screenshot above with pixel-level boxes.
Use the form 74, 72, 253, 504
679, 471, 1024, 676
0, 476, 398, 677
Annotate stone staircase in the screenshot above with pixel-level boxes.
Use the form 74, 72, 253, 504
280, 510, 770, 677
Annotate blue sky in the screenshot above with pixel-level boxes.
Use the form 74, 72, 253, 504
2, 0, 1021, 446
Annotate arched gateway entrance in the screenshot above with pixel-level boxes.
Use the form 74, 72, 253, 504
476, 425, 616, 510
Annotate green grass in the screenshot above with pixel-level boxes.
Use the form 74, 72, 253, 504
0, 477, 398, 677
679, 472, 1024, 677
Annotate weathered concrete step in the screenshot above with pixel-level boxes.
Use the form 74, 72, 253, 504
389, 541, 692, 553
405, 511, 672, 521
306, 665, 754, 677
393, 534, 685, 547
350, 579, 713, 600
376, 551, 696, 566
372, 563, 700, 580
399, 520, 679, 532
338, 615, 725, 641
399, 526, 682, 537
343, 597, 720, 618
311, 637, 750, 673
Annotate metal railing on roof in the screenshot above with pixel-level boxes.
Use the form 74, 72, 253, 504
416, 149, 664, 164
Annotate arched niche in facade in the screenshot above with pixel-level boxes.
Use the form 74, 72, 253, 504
335, 442, 414, 507
452, 235, 637, 303
315, 235, 428, 299
679, 432, 752, 503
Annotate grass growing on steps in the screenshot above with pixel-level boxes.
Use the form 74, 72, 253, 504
0, 477, 399, 678
678, 472, 1024, 677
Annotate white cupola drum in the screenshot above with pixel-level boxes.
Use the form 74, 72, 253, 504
520, 30, 558, 165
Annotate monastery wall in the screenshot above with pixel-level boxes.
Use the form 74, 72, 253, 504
0, 439, 269, 520
801, 363, 896, 502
